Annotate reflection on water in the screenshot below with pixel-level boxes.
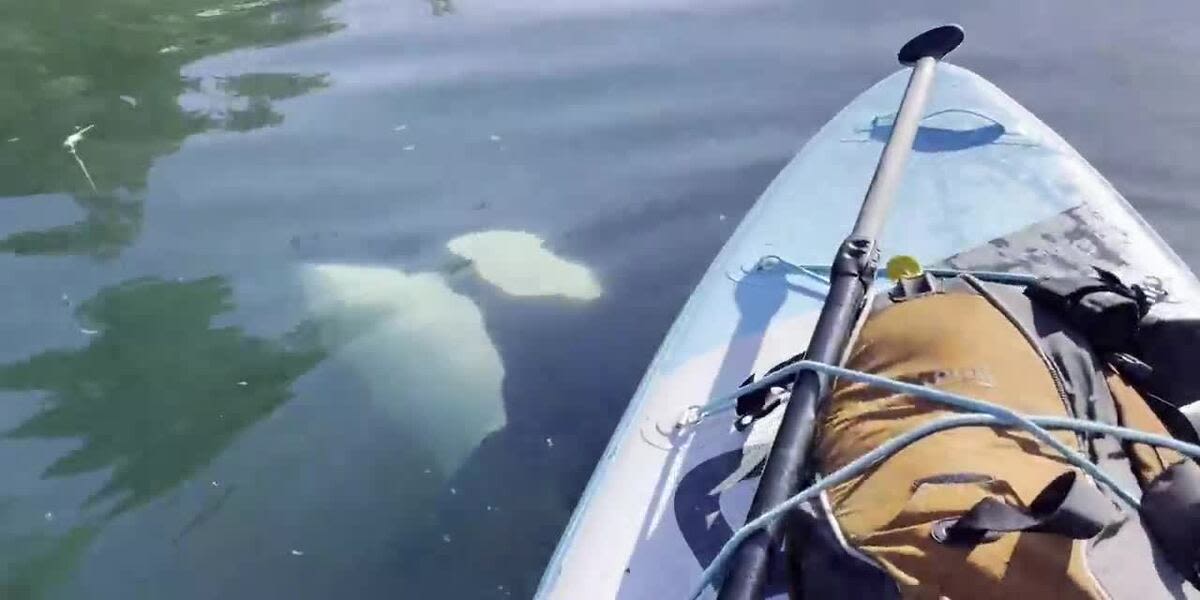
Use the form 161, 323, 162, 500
0, 277, 323, 596
210, 73, 331, 131
0, 190, 143, 258
0, 524, 99, 600
0, 0, 340, 258
0, 0, 343, 596
1, 277, 324, 516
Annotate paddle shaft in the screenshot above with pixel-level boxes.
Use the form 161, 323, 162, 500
716, 56, 940, 600
853, 57, 937, 238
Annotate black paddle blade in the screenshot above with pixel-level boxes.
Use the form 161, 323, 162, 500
898, 24, 965, 66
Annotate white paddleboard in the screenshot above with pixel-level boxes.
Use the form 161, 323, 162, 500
537, 62, 1200, 599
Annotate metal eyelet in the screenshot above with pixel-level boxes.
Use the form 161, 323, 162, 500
930, 518, 1003, 545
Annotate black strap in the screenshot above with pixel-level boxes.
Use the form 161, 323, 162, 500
1105, 352, 1200, 445
1141, 460, 1200, 585
1133, 315, 1200, 409
1024, 267, 1151, 354
933, 472, 1117, 545
734, 352, 805, 430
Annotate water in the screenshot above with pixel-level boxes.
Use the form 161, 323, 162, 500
2, 0, 1200, 597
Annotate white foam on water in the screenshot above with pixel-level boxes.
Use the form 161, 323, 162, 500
299, 263, 507, 473
196, 0, 274, 18
447, 230, 601, 301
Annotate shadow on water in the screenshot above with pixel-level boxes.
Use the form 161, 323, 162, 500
0, 277, 325, 596
0, 0, 341, 258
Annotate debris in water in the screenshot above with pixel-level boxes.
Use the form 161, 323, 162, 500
119, 95, 138, 108
546, 437, 554, 448
197, 1, 274, 17
232, 0, 274, 9
158, 45, 182, 54
442, 533, 452, 543
80, 328, 99, 335
489, 134, 501, 142
402, 145, 416, 151
63, 125, 93, 151
290, 549, 304, 556
44, 512, 54, 521
394, 124, 408, 131
60, 293, 70, 306
211, 481, 220, 487
62, 125, 98, 192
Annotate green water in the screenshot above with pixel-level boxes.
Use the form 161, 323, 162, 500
0, 0, 337, 256
0, 1, 602, 596
0, 1, 345, 596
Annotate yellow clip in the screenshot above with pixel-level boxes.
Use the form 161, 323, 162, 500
886, 255, 923, 281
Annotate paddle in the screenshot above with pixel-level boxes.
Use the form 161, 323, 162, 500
715, 25, 965, 600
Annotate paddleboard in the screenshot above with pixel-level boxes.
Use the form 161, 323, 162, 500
537, 62, 1200, 599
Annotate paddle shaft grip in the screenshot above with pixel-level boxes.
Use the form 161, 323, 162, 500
852, 56, 936, 238
717, 55, 940, 600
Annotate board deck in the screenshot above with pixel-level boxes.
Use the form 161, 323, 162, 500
536, 63, 1200, 599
